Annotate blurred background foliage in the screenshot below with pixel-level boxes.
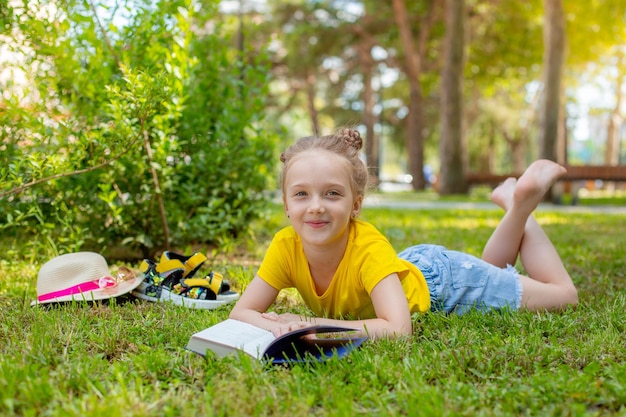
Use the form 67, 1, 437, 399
1, 0, 625, 259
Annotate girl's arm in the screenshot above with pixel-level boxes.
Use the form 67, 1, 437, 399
273, 273, 412, 339
229, 275, 311, 333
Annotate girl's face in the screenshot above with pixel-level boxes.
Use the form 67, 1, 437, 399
283, 149, 362, 249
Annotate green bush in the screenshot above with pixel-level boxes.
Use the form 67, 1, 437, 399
0, 0, 274, 258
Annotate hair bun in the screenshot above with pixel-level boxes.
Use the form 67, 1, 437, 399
337, 128, 363, 151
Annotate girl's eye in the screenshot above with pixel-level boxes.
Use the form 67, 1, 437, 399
327, 190, 341, 196
294, 191, 307, 197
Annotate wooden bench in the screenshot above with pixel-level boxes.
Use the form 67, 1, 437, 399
561, 165, 626, 181
467, 165, 626, 204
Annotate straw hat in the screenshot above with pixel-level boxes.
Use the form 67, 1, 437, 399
31, 252, 144, 306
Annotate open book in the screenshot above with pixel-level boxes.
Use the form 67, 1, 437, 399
186, 319, 367, 364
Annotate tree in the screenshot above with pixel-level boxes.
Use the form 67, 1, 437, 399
391, 0, 439, 190
538, 0, 566, 162
256, 2, 351, 139
564, 0, 626, 167
257, 1, 392, 182
605, 49, 625, 166
463, 1, 544, 174
438, 0, 466, 194
351, 20, 380, 180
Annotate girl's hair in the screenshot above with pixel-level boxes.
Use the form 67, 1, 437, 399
279, 128, 369, 197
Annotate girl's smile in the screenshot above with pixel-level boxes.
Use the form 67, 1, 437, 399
282, 149, 361, 248
305, 220, 329, 228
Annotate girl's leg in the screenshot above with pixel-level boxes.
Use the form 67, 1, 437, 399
482, 177, 522, 267
516, 221, 578, 310
483, 160, 565, 267
482, 160, 578, 310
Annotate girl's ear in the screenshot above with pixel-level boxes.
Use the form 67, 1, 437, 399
352, 195, 363, 217
283, 196, 289, 217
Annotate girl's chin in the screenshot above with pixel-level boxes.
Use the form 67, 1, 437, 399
301, 232, 348, 247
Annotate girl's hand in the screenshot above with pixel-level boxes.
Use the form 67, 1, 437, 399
261, 312, 284, 322
262, 312, 314, 336
276, 312, 308, 323
262, 312, 310, 323
270, 321, 313, 337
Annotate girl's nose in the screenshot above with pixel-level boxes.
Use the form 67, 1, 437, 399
308, 196, 325, 213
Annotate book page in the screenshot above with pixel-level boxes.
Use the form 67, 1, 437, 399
190, 319, 276, 359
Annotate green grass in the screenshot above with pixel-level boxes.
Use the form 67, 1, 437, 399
577, 189, 626, 206
1, 202, 626, 416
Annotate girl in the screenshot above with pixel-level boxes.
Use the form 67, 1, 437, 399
229, 129, 579, 339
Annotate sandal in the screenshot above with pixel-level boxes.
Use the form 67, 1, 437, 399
154, 251, 233, 293
171, 271, 240, 302
131, 253, 239, 309
157, 251, 207, 279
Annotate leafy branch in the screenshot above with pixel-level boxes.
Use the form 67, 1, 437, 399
0, 133, 143, 199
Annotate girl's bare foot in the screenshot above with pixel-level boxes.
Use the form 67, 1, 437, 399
490, 177, 517, 211
513, 160, 567, 215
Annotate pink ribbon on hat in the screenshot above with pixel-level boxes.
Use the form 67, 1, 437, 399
37, 276, 117, 302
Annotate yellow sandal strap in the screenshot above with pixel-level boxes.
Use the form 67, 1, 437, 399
158, 252, 207, 278
155, 258, 186, 274
183, 271, 223, 295
182, 253, 207, 277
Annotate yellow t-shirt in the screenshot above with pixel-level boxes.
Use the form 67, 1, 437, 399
257, 219, 430, 319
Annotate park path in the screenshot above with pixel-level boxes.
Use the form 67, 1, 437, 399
362, 196, 626, 215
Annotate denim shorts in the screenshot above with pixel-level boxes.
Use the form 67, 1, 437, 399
398, 244, 522, 314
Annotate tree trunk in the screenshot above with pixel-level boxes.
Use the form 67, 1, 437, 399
511, 136, 526, 173
604, 58, 624, 192
351, 21, 381, 183
142, 129, 170, 251
362, 53, 380, 182
305, 71, 320, 136
438, 0, 466, 194
393, 0, 433, 190
606, 104, 623, 166
538, 0, 566, 162
606, 53, 624, 166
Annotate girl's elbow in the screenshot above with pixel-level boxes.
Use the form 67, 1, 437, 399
383, 328, 411, 340
554, 284, 579, 310
229, 306, 244, 321
562, 286, 579, 309
384, 322, 412, 339
396, 324, 413, 338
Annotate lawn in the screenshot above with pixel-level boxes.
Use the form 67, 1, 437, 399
1, 200, 625, 416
